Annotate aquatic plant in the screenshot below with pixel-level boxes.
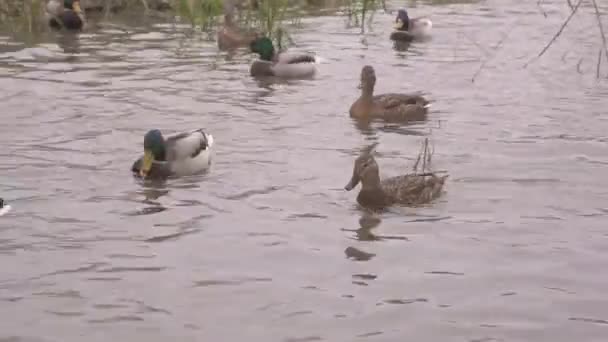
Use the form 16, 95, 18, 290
173, 0, 224, 30
0, 0, 46, 33
343, 0, 386, 34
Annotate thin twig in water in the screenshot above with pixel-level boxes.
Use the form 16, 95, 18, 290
471, 23, 515, 82
590, 0, 608, 67
525, 0, 584, 68
537, 0, 547, 18
567, 0, 575, 11
597, 48, 602, 79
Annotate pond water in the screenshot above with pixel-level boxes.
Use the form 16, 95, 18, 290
1, 0, 608, 341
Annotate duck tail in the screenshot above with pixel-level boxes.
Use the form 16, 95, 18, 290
313, 55, 323, 64
206, 134, 214, 148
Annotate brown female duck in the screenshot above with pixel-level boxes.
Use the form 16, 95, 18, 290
349, 65, 431, 121
217, 3, 260, 50
344, 146, 447, 209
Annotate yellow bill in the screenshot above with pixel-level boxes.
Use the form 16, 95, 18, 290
140, 150, 154, 178
394, 19, 403, 29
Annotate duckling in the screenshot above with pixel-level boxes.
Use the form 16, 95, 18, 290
344, 146, 447, 209
390, 9, 432, 42
217, 4, 260, 51
349, 65, 430, 121
131, 129, 214, 180
46, 0, 85, 31
249, 37, 318, 78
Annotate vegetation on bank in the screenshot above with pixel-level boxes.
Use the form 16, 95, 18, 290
0, 0, 386, 47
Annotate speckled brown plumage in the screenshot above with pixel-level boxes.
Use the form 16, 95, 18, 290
349, 65, 430, 121
345, 148, 447, 209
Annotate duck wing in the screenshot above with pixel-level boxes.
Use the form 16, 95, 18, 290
373, 93, 429, 110
277, 52, 316, 64
165, 129, 210, 161
381, 173, 446, 205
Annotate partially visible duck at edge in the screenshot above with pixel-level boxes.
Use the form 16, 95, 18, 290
249, 36, 319, 78
0, 198, 11, 217
349, 65, 430, 121
46, 0, 86, 31
217, 2, 260, 51
131, 129, 214, 180
344, 144, 447, 210
390, 9, 432, 42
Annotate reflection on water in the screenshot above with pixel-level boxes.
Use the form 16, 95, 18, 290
2, 0, 608, 341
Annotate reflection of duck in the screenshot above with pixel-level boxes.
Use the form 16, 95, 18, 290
131, 129, 214, 180
249, 37, 318, 78
344, 144, 447, 209
46, 0, 85, 31
390, 9, 432, 42
217, 2, 260, 50
349, 65, 430, 121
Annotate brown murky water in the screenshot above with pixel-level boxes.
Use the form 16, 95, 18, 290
2, 0, 608, 341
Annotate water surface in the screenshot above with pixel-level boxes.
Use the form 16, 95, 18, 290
2, 0, 608, 341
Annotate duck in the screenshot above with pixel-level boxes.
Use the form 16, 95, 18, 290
0, 198, 11, 217
344, 145, 447, 209
131, 129, 214, 180
217, 2, 260, 51
46, 0, 85, 31
249, 36, 319, 78
390, 9, 432, 42
349, 65, 430, 121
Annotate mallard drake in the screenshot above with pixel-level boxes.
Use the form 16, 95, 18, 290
344, 145, 447, 209
131, 129, 214, 180
249, 37, 319, 78
46, 0, 85, 31
390, 9, 432, 42
217, 3, 260, 51
0, 198, 11, 217
349, 65, 430, 121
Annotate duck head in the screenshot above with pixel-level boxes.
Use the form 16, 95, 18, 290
64, 0, 82, 12
141, 129, 167, 177
358, 65, 376, 94
345, 145, 381, 191
394, 9, 410, 31
250, 37, 275, 62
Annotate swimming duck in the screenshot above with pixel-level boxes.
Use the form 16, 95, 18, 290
249, 37, 318, 78
344, 145, 447, 209
46, 0, 85, 31
390, 9, 432, 42
131, 129, 214, 180
217, 3, 260, 50
349, 65, 430, 121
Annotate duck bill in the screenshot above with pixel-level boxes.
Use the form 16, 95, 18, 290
344, 173, 360, 191
140, 150, 154, 178
394, 19, 403, 29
